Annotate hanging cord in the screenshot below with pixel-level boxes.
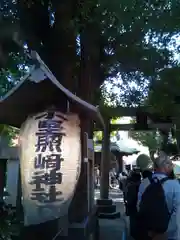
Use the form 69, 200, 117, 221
51, 228, 63, 240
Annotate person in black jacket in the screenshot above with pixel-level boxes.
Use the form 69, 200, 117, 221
126, 171, 141, 239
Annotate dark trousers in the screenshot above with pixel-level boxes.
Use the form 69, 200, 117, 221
129, 214, 151, 240
129, 214, 137, 239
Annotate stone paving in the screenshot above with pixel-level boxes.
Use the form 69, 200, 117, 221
95, 188, 129, 240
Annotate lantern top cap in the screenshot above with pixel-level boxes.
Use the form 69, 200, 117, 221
0, 51, 104, 128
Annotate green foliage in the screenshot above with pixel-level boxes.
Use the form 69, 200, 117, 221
99, 0, 180, 106
0, 0, 179, 106
0, 0, 180, 141
161, 142, 179, 155
94, 118, 120, 143
94, 131, 103, 142
148, 66, 180, 117
128, 117, 158, 151
0, 201, 22, 239
0, 125, 18, 146
128, 130, 159, 151
0, 52, 29, 94
0, 52, 28, 143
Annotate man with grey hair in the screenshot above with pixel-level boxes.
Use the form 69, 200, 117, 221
136, 151, 180, 240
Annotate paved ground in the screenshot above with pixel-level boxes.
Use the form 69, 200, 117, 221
95, 188, 129, 240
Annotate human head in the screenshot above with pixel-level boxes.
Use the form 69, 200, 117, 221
142, 169, 153, 179
153, 151, 174, 177
122, 171, 127, 176
130, 171, 141, 183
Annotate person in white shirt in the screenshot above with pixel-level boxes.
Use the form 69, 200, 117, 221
137, 152, 180, 240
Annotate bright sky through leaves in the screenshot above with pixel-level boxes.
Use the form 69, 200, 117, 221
103, 34, 180, 107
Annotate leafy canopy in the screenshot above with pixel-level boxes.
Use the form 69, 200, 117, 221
0, 0, 179, 96
148, 66, 180, 118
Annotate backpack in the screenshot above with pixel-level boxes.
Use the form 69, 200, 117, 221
137, 176, 170, 236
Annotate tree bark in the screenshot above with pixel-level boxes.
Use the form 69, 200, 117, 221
68, 11, 101, 221
18, 0, 77, 91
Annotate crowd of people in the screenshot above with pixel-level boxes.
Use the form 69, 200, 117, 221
119, 151, 180, 240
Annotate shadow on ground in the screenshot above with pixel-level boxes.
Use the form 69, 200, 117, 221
94, 188, 129, 240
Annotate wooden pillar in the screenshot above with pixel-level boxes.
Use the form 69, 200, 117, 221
68, 129, 88, 223
100, 118, 110, 199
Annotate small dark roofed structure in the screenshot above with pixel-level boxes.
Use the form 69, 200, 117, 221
95, 141, 139, 172
0, 51, 104, 128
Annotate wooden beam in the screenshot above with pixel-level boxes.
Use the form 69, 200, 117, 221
101, 106, 149, 117
94, 123, 173, 131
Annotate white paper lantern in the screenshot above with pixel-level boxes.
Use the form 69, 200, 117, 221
19, 110, 81, 226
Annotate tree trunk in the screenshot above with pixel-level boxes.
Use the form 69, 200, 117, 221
18, 0, 77, 91
43, 1, 77, 90
68, 15, 101, 221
